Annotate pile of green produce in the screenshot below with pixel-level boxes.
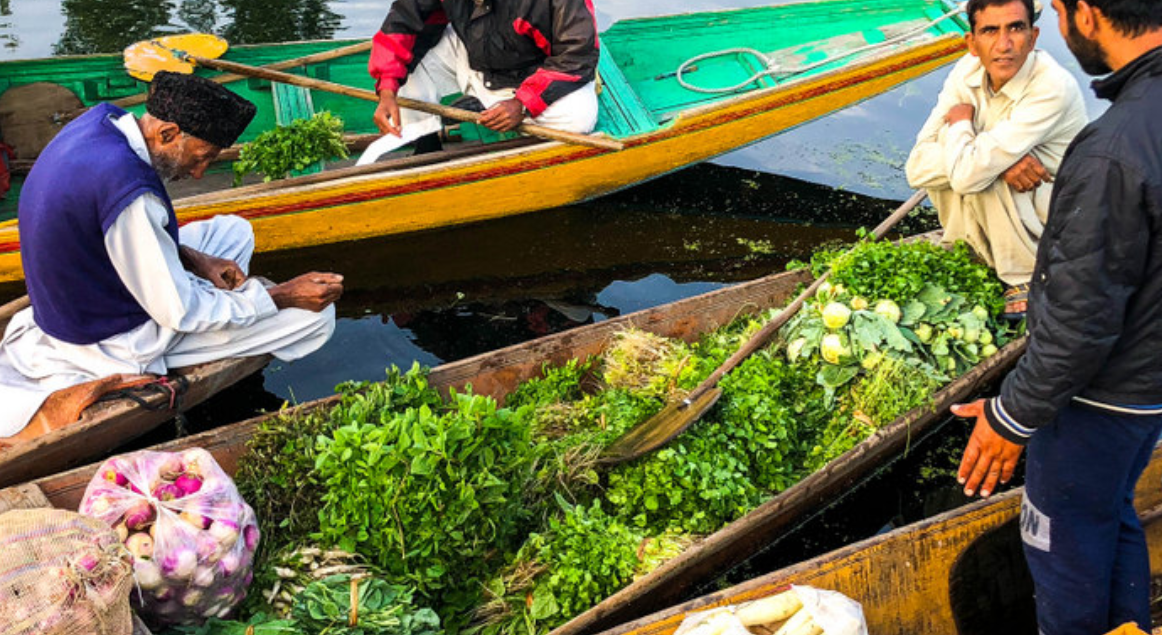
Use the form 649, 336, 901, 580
232, 111, 348, 185
230, 238, 1015, 635
173, 574, 441, 635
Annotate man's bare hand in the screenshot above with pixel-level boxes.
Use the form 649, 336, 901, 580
944, 103, 976, 126
478, 99, 526, 132
953, 399, 1024, 498
374, 90, 402, 136
269, 272, 344, 312
181, 246, 245, 290
1002, 154, 1053, 192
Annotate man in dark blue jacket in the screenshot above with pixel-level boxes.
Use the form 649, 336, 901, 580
953, 1, 1162, 633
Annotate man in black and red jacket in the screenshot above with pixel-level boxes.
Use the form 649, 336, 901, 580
369, 0, 600, 149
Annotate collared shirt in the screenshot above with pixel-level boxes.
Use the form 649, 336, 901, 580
0, 114, 275, 405
905, 49, 1088, 227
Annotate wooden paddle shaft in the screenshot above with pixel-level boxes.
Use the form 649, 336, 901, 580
682, 189, 930, 406
188, 55, 625, 152
112, 40, 375, 110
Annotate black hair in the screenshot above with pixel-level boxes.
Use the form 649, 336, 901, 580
966, 0, 1036, 31
1057, 0, 1162, 37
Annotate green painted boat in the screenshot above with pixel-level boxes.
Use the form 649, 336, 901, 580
0, 0, 969, 285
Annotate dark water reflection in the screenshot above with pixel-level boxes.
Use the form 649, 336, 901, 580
48, 0, 341, 56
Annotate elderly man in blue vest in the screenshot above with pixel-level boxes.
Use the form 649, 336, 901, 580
0, 71, 343, 441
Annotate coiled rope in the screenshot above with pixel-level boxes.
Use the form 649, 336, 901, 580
675, 2, 968, 94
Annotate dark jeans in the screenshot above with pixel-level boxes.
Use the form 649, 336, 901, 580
1022, 403, 1162, 635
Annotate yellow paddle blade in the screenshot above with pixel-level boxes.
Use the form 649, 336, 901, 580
124, 33, 229, 82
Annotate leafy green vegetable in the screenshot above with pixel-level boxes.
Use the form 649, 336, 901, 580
233, 111, 348, 185
293, 576, 442, 635
172, 576, 442, 635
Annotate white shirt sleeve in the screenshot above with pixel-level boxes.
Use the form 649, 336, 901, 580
939, 78, 1077, 195
105, 194, 278, 333
905, 68, 970, 191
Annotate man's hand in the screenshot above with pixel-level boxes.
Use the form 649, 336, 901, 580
1002, 154, 1053, 193
944, 103, 976, 126
268, 272, 344, 312
374, 90, 402, 136
180, 246, 245, 290
478, 99, 526, 132
953, 399, 1024, 498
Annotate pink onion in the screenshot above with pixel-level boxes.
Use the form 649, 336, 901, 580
181, 588, 204, 607
217, 550, 241, 577
174, 474, 203, 496
243, 524, 260, 552
192, 565, 216, 588
74, 552, 100, 572
134, 559, 164, 591
181, 448, 212, 478
152, 482, 184, 502
180, 511, 212, 530
161, 548, 198, 580
158, 455, 186, 481
82, 494, 113, 517
208, 518, 240, 549
195, 531, 221, 562
123, 501, 156, 530
125, 532, 154, 560
101, 468, 129, 487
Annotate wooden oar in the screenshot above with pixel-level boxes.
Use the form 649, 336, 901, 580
124, 36, 624, 152
112, 39, 374, 110
0, 295, 30, 333
601, 189, 930, 464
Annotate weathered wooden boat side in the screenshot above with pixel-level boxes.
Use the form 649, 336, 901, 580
0, 0, 969, 284
598, 447, 1162, 635
0, 297, 270, 488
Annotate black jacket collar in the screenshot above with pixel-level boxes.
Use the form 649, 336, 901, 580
1093, 44, 1162, 101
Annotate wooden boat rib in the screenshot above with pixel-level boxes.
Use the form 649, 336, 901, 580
0, 297, 270, 488
4, 230, 1027, 635
0, 0, 969, 284
598, 446, 1162, 635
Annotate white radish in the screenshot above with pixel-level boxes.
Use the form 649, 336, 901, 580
773, 608, 823, 635
736, 590, 803, 626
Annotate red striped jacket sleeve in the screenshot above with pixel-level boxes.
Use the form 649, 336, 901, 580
370, 0, 449, 94
513, 0, 599, 117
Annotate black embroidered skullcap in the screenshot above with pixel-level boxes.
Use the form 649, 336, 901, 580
146, 71, 257, 148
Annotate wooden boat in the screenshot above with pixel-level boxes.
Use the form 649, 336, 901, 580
0, 0, 970, 285
0, 231, 1028, 635
0, 296, 269, 488
599, 445, 1162, 635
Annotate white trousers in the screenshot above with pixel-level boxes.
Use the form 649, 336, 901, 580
0, 216, 335, 436
359, 26, 599, 163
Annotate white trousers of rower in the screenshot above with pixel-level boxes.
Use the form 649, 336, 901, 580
0, 215, 335, 437
357, 26, 599, 165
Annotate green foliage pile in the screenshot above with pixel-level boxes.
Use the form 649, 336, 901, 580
232, 111, 348, 185
174, 575, 442, 635
232, 239, 1010, 635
